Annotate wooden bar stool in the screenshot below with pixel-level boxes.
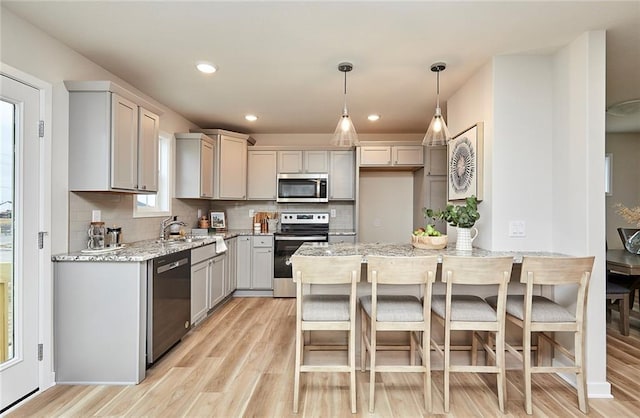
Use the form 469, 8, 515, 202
290, 254, 362, 414
359, 255, 438, 413
487, 256, 594, 414
431, 255, 513, 413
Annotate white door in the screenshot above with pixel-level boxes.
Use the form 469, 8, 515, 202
0, 74, 40, 411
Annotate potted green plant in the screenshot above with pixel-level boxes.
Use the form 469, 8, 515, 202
424, 196, 480, 251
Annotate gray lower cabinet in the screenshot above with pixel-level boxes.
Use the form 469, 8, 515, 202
191, 243, 226, 326
54, 261, 147, 384
236, 235, 273, 290
225, 237, 237, 296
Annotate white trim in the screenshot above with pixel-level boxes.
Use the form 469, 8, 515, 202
0, 62, 55, 393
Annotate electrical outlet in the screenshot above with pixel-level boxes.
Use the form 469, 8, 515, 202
330, 209, 337, 218
509, 221, 526, 237
197, 209, 202, 219
92, 210, 101, 222
249, 209, 255, 218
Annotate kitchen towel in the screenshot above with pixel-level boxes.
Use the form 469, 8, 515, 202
215, 236, 227, 254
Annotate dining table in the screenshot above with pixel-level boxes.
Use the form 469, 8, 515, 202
606, 249, 640, 276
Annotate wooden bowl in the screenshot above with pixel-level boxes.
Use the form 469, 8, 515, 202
411, 234, 448, 250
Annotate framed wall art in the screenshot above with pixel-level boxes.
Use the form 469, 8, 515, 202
209, 211, 227, 230
447, 122, 484, 201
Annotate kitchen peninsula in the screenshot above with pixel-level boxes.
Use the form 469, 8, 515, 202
294, 241, 565, 262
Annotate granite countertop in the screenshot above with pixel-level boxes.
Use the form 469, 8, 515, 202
328, 229, 356, 236
293, 242, 566, 263
52, 229, 275, 262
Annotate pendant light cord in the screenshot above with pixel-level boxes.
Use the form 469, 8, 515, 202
435, 70, 440, 109
343, 70, 348, 114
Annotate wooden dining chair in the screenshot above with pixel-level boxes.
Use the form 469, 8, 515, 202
606, 272, 631, 335
359, 255, 439, 413
487, 255, 594, 415
290, 254, 362, 414
431, 255, 513, 413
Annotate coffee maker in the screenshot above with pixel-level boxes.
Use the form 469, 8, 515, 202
106, 226, 122, 248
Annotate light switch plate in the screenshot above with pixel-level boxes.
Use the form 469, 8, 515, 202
509, 220, 526, 237
92, 210, 101, 222
330, 209, 336, 218
249, 209, 255, 218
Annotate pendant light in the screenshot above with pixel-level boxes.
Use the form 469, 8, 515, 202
331, 62, 359, 147
422, 62, 451, 147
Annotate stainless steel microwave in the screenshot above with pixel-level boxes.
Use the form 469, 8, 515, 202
277, 173, 329, 203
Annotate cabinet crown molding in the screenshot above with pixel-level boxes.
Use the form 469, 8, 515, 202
63, 80, 163, 116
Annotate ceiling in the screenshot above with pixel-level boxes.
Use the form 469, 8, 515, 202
4, 1, 640, 135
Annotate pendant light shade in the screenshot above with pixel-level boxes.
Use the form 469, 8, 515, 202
331, 62, 359, 147
422, 62, 451, 147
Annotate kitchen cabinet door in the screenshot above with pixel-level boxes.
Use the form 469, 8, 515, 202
224, 237, 237, 296
200, 140, 214, 198
137, 107, 159, 192
208, 254, 226, 309
247, 150, 277, 199
236, 236, 252, 289
111, 94, 139, 190
175, 133, 215, 199
393, 145, 424, 166
329, 150, 355, 200
278, 150, 303, 173
304, 150, 329, 172
191, 261, 209, 325
217, 135, 247, 199
359, 146, 392, 166
426, 145, 447, 176
252, 247, 273, 289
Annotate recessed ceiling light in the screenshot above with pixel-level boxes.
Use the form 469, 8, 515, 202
368, 114, 381, 121
245, 114, 258, 122
196, 62, 217, 74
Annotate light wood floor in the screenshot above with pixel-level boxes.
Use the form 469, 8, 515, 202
7, 297, 640, 417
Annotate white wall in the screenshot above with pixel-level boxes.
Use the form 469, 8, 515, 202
1, 8, 200, 254
447, 31, 609, 396
359, 171, 414, 243
551, 31, 608, 396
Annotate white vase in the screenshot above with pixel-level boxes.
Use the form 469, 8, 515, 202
456, 227, 478, 252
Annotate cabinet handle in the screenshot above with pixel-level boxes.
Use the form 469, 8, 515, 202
141, 185, 146, 190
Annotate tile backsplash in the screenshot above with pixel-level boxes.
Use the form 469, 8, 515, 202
68, 193, 355, 252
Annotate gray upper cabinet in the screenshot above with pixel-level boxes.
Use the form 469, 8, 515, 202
329, 150, 355, 200
359, 145, 424, 167
425, 145, 447, 176
201, 129, 249, 200
65, 81, 161, 193
175, 133, 215, 199
278, 150, 328, 173
247, 150, 277, 200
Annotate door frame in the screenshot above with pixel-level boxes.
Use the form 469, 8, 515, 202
0, 63, 54, 400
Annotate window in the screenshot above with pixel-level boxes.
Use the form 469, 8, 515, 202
134, 132, 172, 217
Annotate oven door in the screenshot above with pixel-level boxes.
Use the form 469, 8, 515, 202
273, 234, 328, 297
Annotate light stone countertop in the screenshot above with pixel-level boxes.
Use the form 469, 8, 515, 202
293, 242, 566, 263
52, 229, 273, 262
328, 230, 356, 236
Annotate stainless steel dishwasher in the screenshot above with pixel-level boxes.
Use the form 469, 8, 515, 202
147, 249, 191, 364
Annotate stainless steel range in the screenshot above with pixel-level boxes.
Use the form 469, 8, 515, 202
273, 212, 329, 297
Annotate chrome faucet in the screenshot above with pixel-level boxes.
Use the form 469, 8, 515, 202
160, 216, 187, 241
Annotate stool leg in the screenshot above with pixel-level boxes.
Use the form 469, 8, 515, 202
575, 329, 588, 413
369, 325, 377, 413
620, 294, 630, 336
293, 326, 302, 413
524, 328, 533, 414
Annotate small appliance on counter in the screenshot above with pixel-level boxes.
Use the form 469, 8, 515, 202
106, 226, 122, 248
87, 221, 105, 250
